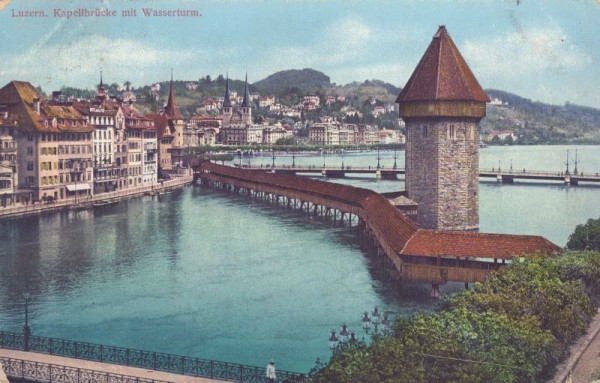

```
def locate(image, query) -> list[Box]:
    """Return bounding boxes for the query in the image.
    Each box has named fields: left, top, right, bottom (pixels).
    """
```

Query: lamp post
left=272, top=149, right=276, bottom=167
left=322, top=150, right=326, bottom=168
left=574, top=149, right=579, bottom=176
left=361, top=306, right=391, bottom=337
left=376, top=147, right=381, bottom=169
left=565, top=150, right=570, bottom=175
left=23, top=292, right=31, bottom=351
left=329, top=325, right=358, bottom=353
left=328, top=329, right=339, bottom=351
left=393, top=148, right=398, bottom=169
left=292, top=153, right=296, bottom=168
left=341, top=150, right=344, bottom=170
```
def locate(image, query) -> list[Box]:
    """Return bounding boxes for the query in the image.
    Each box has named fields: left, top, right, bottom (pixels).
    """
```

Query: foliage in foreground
left=312, top=251, right=600, bottom=383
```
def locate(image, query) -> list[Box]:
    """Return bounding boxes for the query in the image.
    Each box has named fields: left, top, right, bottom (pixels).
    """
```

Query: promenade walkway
left=552, top=309, right=600, bottom=383
left=0, top=175, right=194, bottom=219
left=0, top=349, right=220, bottom=383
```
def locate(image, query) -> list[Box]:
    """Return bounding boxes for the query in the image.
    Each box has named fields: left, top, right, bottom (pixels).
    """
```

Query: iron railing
left=0, top=331, right=307, bottom=383
left=0, top=356, right=172, bottom=383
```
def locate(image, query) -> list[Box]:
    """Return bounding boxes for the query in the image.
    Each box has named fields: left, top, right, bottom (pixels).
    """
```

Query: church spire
left=97, top=68, right=107, bottom=100
left=164, top=69, right=182, bottom=119
left=223, top=74, right=231, bottom=108
left=241, top=72, right=250, bottom=108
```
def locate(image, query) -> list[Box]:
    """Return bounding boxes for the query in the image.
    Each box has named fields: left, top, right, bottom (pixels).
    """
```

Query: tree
left=274, top=137, right=297, bottom=145
left=567, top=217, right=600, bottom=251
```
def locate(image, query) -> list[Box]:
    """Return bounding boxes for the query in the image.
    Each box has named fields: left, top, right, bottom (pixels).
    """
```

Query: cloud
left=0, top=35, right=197, bottom=88
left=263, top=16, right=376, bottom=70
left=462, top=25, right=592, bottom=79
left=255, top=15, right=416, bottom=84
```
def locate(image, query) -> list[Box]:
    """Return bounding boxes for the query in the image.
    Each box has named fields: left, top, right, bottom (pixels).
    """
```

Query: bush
left=567, top=217, right=600, bottom=251
left=312, top=251, right=600, bottom=383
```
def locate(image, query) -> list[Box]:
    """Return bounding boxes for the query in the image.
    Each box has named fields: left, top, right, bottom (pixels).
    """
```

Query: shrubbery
left=567, top=217, right=600, bottom=251
left=312, top=251, right=600, bottom=383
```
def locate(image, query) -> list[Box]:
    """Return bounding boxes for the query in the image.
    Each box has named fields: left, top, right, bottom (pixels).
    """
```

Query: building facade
left=0, top=111, right=18, bottom=206
left=0, top=81, right=94, bottom=202
left=396, top=26, right=489, bottom=231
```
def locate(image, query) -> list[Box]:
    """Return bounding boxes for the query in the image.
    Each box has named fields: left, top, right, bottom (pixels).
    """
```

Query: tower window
left=422, top=124, right=428, bottom=138
left=449, top=125, right=455, bottom=140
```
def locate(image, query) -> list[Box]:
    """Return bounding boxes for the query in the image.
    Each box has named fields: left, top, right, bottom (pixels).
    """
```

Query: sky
left=0, top=0, right=598, bottom=108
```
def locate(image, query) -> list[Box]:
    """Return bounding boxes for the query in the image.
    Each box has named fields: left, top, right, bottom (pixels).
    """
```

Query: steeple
left=164, top=69, right=182, bottom=119
left=241, top=73, right=252, bottom=124
left=97, top=69, right=107, bottom=100
left=241, top=72, right=250, bottom=108
left=223, top=75, right=232, bottom=108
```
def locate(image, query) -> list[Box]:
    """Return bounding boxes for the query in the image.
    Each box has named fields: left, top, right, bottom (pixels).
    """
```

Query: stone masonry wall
left=405, top=118, right=480, bottom=230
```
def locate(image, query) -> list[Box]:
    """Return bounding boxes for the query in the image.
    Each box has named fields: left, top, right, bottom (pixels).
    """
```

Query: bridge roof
left=199, top=161, right=561, bottom=260
left=401, top=230, right=562, bottom=259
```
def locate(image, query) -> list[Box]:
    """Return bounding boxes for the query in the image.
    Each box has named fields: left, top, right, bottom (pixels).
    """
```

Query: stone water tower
left=396, top=26, right=489, bottom=230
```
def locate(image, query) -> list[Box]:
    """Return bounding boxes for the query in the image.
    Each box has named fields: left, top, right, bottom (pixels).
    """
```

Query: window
left=449, top=125, right=455, bottom=140
left=27, top=146, right=33, bottom=155
left=27, top=161, right=34, bottom=171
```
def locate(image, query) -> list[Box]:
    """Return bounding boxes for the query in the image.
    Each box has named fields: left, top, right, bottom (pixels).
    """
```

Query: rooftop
left=396, top=26, right=489, bottom=104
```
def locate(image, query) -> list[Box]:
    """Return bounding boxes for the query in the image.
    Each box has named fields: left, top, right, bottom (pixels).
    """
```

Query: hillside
left=50, top=68, right=600, bottom=143
left=253, top=68, right=330, bottom=95
left=482, top=90, right=600, bottom=144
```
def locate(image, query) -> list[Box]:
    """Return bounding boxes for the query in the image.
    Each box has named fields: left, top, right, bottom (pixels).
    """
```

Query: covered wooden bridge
left=193, top=160, right=561, bottom=296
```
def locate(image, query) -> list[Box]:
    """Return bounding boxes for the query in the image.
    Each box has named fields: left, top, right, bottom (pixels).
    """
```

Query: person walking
left=266, top=359, right=276, bottom=383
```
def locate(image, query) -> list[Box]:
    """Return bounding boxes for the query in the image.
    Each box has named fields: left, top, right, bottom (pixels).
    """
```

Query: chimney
left=33, top=98, right=41, bottom=115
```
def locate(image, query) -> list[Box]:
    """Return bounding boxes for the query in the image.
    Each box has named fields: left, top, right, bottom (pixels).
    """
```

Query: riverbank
left=0, top=175, right=194, bottom=220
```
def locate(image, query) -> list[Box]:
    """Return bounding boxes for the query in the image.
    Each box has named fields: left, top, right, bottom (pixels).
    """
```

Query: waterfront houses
left=308, top=117, right=385, bottom=146
left=122, top=104, right=154, bottom=187
left=0, top=110, right=18, bottom=206
left=0, top=81, right=94, bottom=202
left=71, top=78, right=123, bottom=194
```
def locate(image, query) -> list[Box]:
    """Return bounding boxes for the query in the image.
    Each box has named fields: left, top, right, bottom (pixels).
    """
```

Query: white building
left=142, top=127, right=158, bottom=186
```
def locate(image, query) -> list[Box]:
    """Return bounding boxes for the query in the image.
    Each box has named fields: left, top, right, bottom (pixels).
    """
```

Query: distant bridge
left=194, top=161, right=560, bottom=296
left=238, top=165, right=600, bottom=185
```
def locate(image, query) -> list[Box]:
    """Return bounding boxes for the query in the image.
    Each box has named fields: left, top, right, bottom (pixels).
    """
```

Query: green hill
left=253, top=68, right=331, bottom=95
left=482, top=89, right=600, bottom=144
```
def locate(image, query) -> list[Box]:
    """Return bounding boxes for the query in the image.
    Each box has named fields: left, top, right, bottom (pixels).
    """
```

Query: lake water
left=0, top=145, right=599, bottom=373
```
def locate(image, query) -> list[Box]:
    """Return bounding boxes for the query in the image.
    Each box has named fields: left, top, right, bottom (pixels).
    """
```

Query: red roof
left=147, top=113, right=172, bottom=138
left=396, top=26, right=489, bottom=103
left=401, top=230, right=562, bottom=259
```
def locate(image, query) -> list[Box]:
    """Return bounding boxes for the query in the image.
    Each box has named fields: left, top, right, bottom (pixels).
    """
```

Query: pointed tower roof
left=164, top=71, right=182, bottom=119
left=97, top=69, right=107, bottom=100
left=223, top=75, right=232, bottom=108
left=241, top=73, right=250, bottom=108
left=396, top=26, right=489, bottom=103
